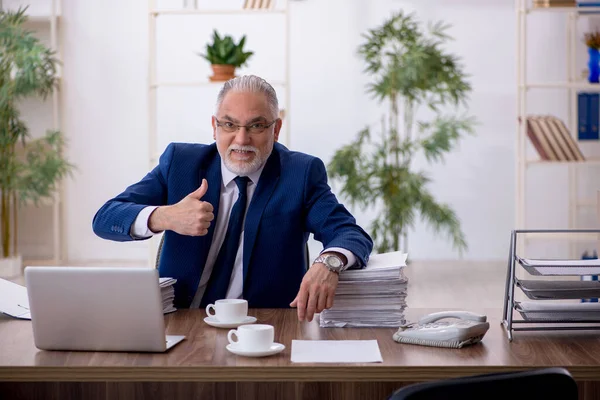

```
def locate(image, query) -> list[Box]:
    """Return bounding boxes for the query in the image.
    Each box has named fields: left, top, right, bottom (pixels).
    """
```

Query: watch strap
left=314, top=253, right=346, bottom=273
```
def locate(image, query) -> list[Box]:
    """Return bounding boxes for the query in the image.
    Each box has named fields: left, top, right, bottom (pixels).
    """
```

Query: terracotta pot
left=210, top=64, right=236, bottom=82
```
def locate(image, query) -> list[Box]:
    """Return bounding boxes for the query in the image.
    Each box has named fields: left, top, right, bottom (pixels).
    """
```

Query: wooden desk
left=2, top=308, right=600, bottom=400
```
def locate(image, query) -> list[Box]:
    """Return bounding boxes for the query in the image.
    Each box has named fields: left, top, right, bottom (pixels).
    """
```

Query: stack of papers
left=319, top=251, right=408, bottom=328
left=159, top=277, right=177, bottom=314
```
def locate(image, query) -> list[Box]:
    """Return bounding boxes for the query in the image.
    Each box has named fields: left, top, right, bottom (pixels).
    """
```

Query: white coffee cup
left=227, top=324, right=275, bottom=351
left=205, top=299, right=248, bottom=323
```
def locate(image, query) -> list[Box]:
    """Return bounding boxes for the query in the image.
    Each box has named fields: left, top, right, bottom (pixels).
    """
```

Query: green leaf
left=0, top=7, right=74, bottom=257
left=197, top=30, right=254, bottom=67
left=328, top=10, right=477, bottom=254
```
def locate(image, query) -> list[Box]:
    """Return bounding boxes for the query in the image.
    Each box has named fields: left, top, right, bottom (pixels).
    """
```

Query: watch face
left=326, top=256, right=342, bottom=269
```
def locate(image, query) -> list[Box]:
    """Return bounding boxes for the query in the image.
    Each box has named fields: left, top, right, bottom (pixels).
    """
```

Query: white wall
left=11, top=0, right=600, bottom=264
left=59, top=0, right=150, bottom=262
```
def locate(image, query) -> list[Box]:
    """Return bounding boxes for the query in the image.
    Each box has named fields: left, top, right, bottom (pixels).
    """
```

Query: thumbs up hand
left=186, top=179, right=209, bottom=200
left=148, top=179, right=215, bottom=236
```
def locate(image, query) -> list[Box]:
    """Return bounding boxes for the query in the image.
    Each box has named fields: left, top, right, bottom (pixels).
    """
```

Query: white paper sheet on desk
left=291, top=340, right=383, bottom=363
left=0, top=278, right=31, bottom=319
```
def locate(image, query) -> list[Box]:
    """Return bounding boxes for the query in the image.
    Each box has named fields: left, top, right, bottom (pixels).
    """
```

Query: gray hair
left=215, top=75, right=279, bottom=119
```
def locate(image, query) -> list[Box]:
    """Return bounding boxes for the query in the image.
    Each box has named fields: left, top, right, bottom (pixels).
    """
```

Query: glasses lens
left=248, top=123, right=267, bottom=134
left=220, top=122, right=237, bottom=133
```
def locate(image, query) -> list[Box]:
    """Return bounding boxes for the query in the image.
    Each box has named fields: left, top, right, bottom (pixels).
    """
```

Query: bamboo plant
left=328, top=11, right=477, bottom=255
left=0, top=7, right=73, bottom=259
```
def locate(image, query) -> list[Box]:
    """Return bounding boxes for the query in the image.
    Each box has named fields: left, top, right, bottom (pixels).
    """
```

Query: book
left=537, top=117, right=570, bottom=161
left=533, top=0, right=576, bottom=6
left=523, top=116, right=549, bottom=160
left=578, top=93, right=600, bottom=140
left=547, top=117, right=586, bottom=161
left=527, top=116, right=557, bottom=160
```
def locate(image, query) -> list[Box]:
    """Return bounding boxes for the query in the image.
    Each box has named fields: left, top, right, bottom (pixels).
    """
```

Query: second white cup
left=205, top=299, right=248, bottom=323
left=227, top=324, right=275, bottom=351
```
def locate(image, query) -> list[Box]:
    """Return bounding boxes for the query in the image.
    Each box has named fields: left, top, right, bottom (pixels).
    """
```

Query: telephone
left=392, top=311, right=490, bottom=349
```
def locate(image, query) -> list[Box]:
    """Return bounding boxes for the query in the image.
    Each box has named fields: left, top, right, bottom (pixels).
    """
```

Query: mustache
left=227, top=145, right=258, bottom=155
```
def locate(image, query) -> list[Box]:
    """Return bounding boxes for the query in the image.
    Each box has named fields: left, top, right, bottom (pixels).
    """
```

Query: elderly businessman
left=92, top=75, right=373, bottom=322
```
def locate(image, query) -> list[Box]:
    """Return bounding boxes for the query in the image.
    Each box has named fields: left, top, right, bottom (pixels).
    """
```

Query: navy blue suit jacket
left=92, top=142, right=373, bottom=308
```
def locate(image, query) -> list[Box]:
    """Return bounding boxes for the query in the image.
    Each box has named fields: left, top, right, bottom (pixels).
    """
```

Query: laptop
left=24, top=266, right=185, bottom=352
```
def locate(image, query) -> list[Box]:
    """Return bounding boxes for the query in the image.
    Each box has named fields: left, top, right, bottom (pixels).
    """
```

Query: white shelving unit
left=0, top=0, right=65, bottom=265
left=516, top=0, right=600, bottom=255
left=147, top=0, right=291, bottom=266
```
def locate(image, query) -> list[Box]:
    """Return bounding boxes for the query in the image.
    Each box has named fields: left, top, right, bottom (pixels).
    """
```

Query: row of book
left=533, top=1, right=600, bottom=7
left=319, top=251, right=408, bottom=328
left=578, top=93, right=600, bottom=141
left=524, top=115, right=586, bottom=161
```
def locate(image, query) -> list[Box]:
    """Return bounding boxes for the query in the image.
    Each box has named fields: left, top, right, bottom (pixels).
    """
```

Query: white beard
left=223, top=139, right=274, bottom=176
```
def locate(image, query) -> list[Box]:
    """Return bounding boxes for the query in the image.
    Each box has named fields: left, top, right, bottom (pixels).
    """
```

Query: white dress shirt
left=131, top=160, right=356, bottom=308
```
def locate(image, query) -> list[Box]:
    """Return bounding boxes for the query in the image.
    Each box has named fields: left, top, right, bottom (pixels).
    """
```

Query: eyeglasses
left=215, top=117, right=279, bottom=134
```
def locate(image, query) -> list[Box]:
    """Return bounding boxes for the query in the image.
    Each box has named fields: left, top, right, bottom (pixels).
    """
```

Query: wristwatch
left=313, top=254, right=345, bottom=274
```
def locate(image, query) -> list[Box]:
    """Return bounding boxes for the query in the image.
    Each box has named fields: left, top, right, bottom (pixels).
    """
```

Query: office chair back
left=388, top=367, right=577, bottom=400
left=155, top=235, right=311, bottom=271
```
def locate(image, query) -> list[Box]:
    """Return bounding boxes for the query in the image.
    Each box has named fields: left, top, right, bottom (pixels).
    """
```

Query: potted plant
left=584, top=30, right=600, bottom=83
left=0, top=7, right=73, bottom=277
left=198, top=30, right=254, bottom=82
left=328, top=11, right=477, bottom=255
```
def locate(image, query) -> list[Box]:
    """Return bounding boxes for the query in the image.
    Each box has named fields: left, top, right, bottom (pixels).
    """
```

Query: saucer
left=203, top=315, right=257, bottom=329
left=226, top=343, right=285, bottom=357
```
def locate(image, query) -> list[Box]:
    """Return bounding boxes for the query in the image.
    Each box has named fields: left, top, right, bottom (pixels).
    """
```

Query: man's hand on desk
left=148, top=179, right=215, bottom=236
left=290, top=255, right=342, bottom=322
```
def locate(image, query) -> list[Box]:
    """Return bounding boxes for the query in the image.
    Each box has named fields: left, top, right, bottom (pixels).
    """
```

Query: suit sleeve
left=91, top=143, right=175, bottom=242
left=303, top=157, right=373, bottom=267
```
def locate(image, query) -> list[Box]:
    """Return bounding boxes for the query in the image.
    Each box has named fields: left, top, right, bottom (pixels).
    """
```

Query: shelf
left=526, top=6, right=600, bottom=13
left=522, top=232, right=599, bottom=241
left=151, top=80, right=287, bottom=88
left=522, top=82, right=600, bottom=90
left=576, top=199, right=598, bottom=208
left=22, top=258, right=59, bottom=266
left=525, top=158, right=600, bottom=166
left=26, top=15, right=60, bottom=22
left=150, top=9, right=286, bottom=16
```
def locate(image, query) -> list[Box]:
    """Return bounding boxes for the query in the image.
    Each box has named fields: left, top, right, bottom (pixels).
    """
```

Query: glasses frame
left=214, top=117, right=279, bottom=134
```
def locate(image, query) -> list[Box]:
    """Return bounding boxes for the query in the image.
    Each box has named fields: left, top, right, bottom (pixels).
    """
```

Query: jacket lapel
left=197, top=156, right=221, bottom=270
left=243, top=148, right=281, bottom=286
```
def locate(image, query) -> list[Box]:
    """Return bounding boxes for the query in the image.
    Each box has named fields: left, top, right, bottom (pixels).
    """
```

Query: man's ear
left=211, top=116, right=217, bottom=140
left=273, top=118, right=283, bottom=142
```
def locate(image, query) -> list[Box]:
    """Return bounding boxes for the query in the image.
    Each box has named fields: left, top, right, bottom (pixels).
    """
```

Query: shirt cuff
left=131, top=206, right=159, bottom=239
left=321, top=247, right=357, bottom=270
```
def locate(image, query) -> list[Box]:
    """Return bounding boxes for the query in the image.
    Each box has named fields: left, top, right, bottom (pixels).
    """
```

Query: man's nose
left=233, top=127, right=251, bottom=145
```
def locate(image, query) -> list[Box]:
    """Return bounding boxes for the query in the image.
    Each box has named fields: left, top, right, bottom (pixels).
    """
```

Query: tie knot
left=234, top=176, right=250, bottom=191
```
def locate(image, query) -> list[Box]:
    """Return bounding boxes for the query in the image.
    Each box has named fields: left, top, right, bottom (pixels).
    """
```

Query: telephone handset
left=392, top=311, right=490, bottom=349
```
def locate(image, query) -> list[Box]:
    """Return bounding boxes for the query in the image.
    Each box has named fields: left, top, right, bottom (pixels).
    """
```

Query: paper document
left=517, top=256, right=600, bottom=276
left=365, top=251, right=408, bottom=269
left=518, top=257, right=600, bottom=267
left=320, top=251, right=408, bottom=328
left=159, top=277, right=177, bottom=313
left=291, top=340, right=383, bottom=363
left=0, top=278, right=31, bottom=319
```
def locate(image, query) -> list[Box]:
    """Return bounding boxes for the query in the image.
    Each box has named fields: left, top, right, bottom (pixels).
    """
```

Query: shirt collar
left=220, top=159, right=266, bottom=188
